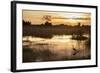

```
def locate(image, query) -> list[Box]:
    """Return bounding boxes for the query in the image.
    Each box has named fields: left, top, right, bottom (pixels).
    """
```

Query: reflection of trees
left=85, top=37, right=91, bottom=49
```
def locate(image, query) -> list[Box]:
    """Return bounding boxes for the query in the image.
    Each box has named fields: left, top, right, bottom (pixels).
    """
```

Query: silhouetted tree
left=44, top=21, right=52, bottom=26
left=42, top=15, right=52, bottom=26
left=23, top=20, right=31, bottom=25
left=76, top=22, right=83, bottom=36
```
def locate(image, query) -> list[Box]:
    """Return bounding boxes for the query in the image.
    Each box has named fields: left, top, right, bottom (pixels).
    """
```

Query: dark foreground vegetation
left=23, top=24, right=90, bottom=39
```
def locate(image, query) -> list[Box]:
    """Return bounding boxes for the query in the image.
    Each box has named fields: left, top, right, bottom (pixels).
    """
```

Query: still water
left=23, top=35, right=90, bottom=62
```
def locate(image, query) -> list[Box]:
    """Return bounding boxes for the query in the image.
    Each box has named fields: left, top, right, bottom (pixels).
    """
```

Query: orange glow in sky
left=22, top=10, right=91, bottom=26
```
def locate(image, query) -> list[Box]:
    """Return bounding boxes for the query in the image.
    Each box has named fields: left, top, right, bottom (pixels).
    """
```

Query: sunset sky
left=22, top=10, right=91, bottom=26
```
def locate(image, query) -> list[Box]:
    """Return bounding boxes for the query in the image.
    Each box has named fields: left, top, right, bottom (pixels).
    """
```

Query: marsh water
left=23, top=35, right=90, bottom=62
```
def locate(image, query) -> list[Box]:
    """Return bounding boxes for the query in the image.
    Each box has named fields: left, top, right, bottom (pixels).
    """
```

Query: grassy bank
left=23, top=25, right=90, bottom=38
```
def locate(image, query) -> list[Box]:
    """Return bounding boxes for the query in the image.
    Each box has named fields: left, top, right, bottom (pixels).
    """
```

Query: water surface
left=23, top=35, right=90, bottom=62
